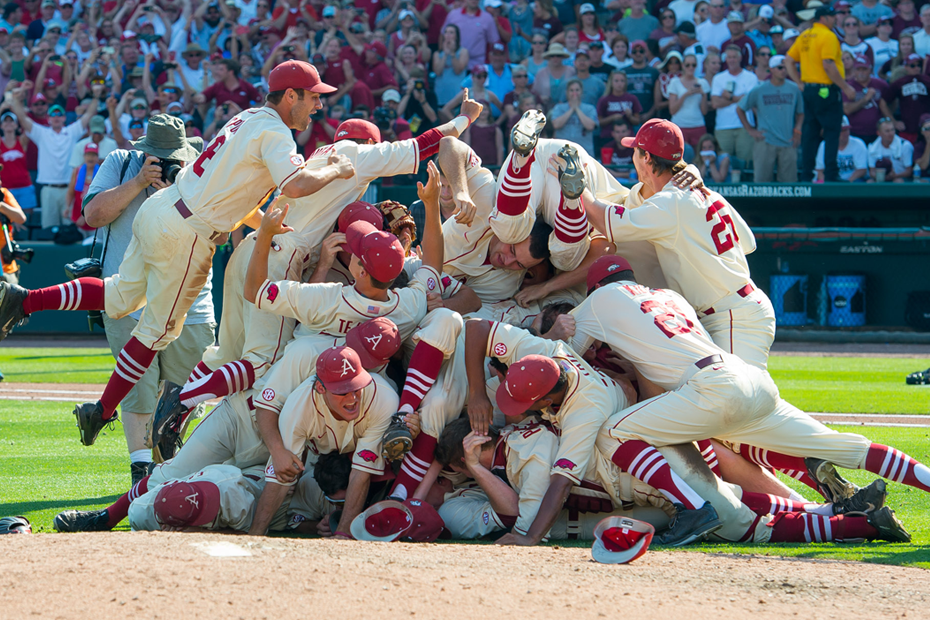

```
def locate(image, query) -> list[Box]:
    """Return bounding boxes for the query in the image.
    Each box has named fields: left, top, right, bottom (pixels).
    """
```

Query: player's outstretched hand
left=459, top=87, right=483, bottom=124
left=467, top=391, right=493, bottom=436
left=462, top=431, right=491, bottom=469
left=258, top=201, right=294, bottom=240
left=328, top=153, right=355, bottom=179
left=417, top=160, right=441, bottom=205
left=451, top=190, right=477, bottom=227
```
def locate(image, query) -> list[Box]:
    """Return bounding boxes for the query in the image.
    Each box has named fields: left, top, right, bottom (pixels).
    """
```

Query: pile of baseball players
left=4, top=58, right=928, bottom=560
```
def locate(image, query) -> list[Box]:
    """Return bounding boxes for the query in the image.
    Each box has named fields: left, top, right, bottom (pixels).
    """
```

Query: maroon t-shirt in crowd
left=721, top=35, right=756, bottom=68
left=362, top=61, right=398, bottom=93
left=892, top=14, right=921, bottom=38
left=843, top=77, right=889, bottom=138
left=602, top=139, right=634, bottom=167
left=417, top=0, right=449, bottom=47
left=596, top=92, right=642, bottom=138
left=202, top=78, right=261, bottom=109
left=885, top=74, right=930, bottom=134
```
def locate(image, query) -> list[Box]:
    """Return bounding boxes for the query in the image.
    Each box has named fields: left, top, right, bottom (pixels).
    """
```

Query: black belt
left=703, top=283, right=755, bottom=316
left=44, top=183, right=68, bottom=188
left=175, top=198, right=226, bottom=242
left=695, top=354, right=723, bottom=370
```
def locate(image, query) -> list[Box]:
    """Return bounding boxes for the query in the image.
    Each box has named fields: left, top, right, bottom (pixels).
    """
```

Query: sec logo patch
left=290, top=154, right=305, bottom=167
left=427, top=277, right=436, bottom=290
left=493, top=342, right=507, bottom=356
left=262, top=388, right=275, bottom=401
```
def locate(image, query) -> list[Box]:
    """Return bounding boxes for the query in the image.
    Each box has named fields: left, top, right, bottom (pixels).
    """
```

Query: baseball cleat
left=74, top=401, right=116, bottom=447
left=806, top=458, right=859, bottom=503
left=510, top=110, right=547, bottom=157
left=0, top=281, right=28, bottom=340
left=130, top=461, right=152, bottom=486
left=867, top=506, right=911, bottom=543
left=654, top=502, right=722, bottom=547
left=148, top=381, right=189, bottom=449
left=53, top=508, right=111, bottom=532
left=557, top=144, right=586, bottom=200
left=381, top=412, right=413, bottom=461
left=832, top=479, right=886, bottom=515
left=905, top=368, right=930, bottom=385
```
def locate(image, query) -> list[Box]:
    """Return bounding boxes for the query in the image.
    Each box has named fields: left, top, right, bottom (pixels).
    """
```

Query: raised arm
left=244, top=200, right=293, bottom=303
left=416, top=160, right=443, bottom=273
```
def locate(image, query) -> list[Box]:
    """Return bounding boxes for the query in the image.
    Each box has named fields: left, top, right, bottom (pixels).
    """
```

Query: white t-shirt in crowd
left=815, top=136, right=868, bottom=181
left=668, top=76, right=711, bottom=128
left=867, top=135, right=914, bottom=175
left=711, top=69, right=759, bottom=130
left=866, top=37, right=897, bottom=77
left=27, top=121, right=86, bottom=184
left=696, top=19, right=730, bottom=52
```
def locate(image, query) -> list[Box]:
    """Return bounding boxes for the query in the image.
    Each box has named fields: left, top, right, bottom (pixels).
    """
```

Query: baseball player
left=0, top=60, right=358, bottom=446
left=581, top=119, right=776, bottom=370
left=306, top=202, right=386, bottom=286
left=248, top=346, right=398, bottom=538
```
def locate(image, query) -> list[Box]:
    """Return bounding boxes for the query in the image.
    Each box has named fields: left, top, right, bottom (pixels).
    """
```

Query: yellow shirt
left=787, top=22, right=844, bottom=85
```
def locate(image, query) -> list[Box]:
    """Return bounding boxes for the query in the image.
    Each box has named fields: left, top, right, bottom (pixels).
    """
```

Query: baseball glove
left=0, top=515, right=32, bottom=534
left=376, top=200, right=417, bottom=243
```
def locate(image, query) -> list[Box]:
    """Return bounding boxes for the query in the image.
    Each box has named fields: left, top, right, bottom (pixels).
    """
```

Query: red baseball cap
left=84, top=142, right=99, bottom=154
left=350, top=498, right=445, bottom=542
left=586, top=255, right=633, bottom=293
left=591, top=516, right=655, bottom=564
left=346, top=317, right=400, bottom=370
left=153, top=480, right=221, bottom=528
left=335, top=118, right=382, bottom=143
left=496, top=354, right=561, bottom=416
left=345, top=221, right=405, bottom=283
left=365, top=41, right=388, bottom=59
left=315, top=345, right=372, bottom=393
left=32, top=92, right=47, bottom=104
left=621, top=118, right=684, bottom=161
left=338, top=201, right=384, bottom=233
left=268, top=60, right=336, bottom=93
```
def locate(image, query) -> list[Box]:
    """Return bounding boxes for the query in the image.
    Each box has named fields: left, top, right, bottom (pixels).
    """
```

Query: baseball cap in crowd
left=769, top=54, right=786, bottom=69
left=128, top=119, right=145, bottom=129
left=43, top=78, right=56, bottom=89
left=338, top=201, right=384, bottom=233
left=920, top=113, right=930, bottom=131
left=346, top=317, right=401, bottom=370
left=814, top=3, right=836, bottom=18
left=591, top=516, right=655, bottom=564
left=834, top=0, right=851, bottom=11
left=129, top=66, right=145, bottom=78
left=154, top=480, right=221, bottom=528
left=365, top=40, right=388, bottom=59
left=490, top=42, right=506, bottom=54
left=48, top=104, right=65, bottom=116
left=659, top=50, right=683, bottom=69
left=674, top=21, right=695, bottom=35
left=268, top=60, right=337, bottom=93
left=89, top=115, right=106, bottom=134
left=398, top=8, right=415, bottom=20
left=726, top=10, right=744, bottom=22
left=166, top=101, right=184, bottom=115
left=629, top=39, right=648, bottom=50
left=345, top=220, right=405, bottom=282
left=0, top=111, right=16, bottom=123
left=906, top=52, right=922, bottom=63
left=484, top=0, right=502, bottom=7
left=758, top=5, right=774, bottom=19
left=579, top=2, right=596, bottom=14
left=316, top=345, right=372, bottom=393
left=84, top=142, right=99, bottom=154
left=31, top=92, right=47, bottom=104
left=841, top=115, right=851, bottom=128
left=335, top=118, right=382, bottom=143
left=575, top=45, right=590, bottom=57
left=470, top=62, right=488, bottom=75
left=586, top=255, right=633, bottom=293
left=770, top=24, right=784, bottom=34
left=321, top=5, right=336, bottom=17
left=131, top=97, right=148, bottom=109
left=853, top=54, right=872, bottom=68
left=621, top=118, right=684, bottom=161
left=351, top=499, right=445, bottom=542
left=877, top=14, right=894, bottom=25
left=783, top=28, right=800, bottom=39
left=796, top=0, right=823, bottom=21
left=496, top=354, right=561, bottom=416
left=40, top=0, right=55, bottom=7
left=381, top=88, right=401, bottom=104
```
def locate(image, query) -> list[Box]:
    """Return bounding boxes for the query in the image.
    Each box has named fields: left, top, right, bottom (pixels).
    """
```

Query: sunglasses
left=683, top=62, right=696, bottom=67
left=132, top=105, right=147, bottom=110
left=772, top=65, right=786, bottom=70
left=922, top=125, right=930, bottom=131
left=49, top=110, right=64, bottom=117
left=908, top=62, right=922, bottom=68
left=32, top=101, right=48, bottom=105
left=533, top=40, right=546, bottom=44
left=662, top=13, right=675, bottom=19
left=632, top=48, right=645, bottom=53
left=758, top=50, right=772, bottom=56
left=514, top=74, right=528, bottom=78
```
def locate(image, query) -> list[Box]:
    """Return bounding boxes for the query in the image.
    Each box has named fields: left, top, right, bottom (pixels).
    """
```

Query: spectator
left=668, top=53, right=710, bottom=148
left=568, top=46, right=605, bottom=106
left=696, top=0, right=729, bottom=53
left=318, top=37, right=373, bottom=112
left=442, top=0, right=500, bottom=66
left=676, top=22, right=706, bottom=72
left=0, top=112, right=36, bottom=217
left=587, top=41, right=613, bottom=79
left=26, top=0, right=56, bottom=42
left=475, top=42, right=515, bottom=110
left=722, top=11, right=756, bottom=69
left=840, top=50, right=856, bottom=76
left=913, top=113, right=930, bottom=180
left=867, top=117, right=914, bottom=181
left=65, top=141, right=99, bottom=232
left=0, top=3, right=20, bottom=33
left=397, top=68, right=439, bottom=135
left=884, top=53, right=930, bottom=143
left=867, top=16, right=898, bottom=78
left=879, top=33, right=915, bottom=83
left=816, top=115, right=869, bottom=181
left=785, top=3, right=856, bottom=182
left=746, top=5, right=780, bottom=52
left=175, top=43, right=209, bottom=94
left=550, top=78, right=599, bottom=154
left=395, top=43, right=427, bottom=87
left=655, top=51, right=683, bottom=118
left=559, top=26, right=581, bottom=62
left=597, top=70, right=642, bottom=148
left=914, top=5, right=930, bottom=58
left=703, top=50, right=722, bottom=84
left=531, top=42, right=574, bottom=109
left=600, top=119, right=635, bottom=173
left=433, top=24, right=469, bottom=106
left=693, top=1, right=709, bottom=27
left=851, top=0, right=895, bottom=37
left=669, top=0, right=700, bottom=27
left=605, top=35, right=632, bottom=70
left=843, top=55, right=893, bottom=144
left=841, top=16, right=873, bottom=67
left=532, top=0, right=562, bottom=40
left=360, top=40, right=398, bottom=100
left=70, top=115, right=118, bottom=169
left=502, top=65, right=532, bottom=119
left=623, top=40, right=659, bottom=118
left=482, top=0, right=512, bottom=54
left=711, top=45, right=758, bottom=162
left=752, top=46, right=772, bottom=81
left=695, top=132, right=731, bottom=181
left=737, top=54, right=803, bottom=182
left=461, top=99, right=503, bottom=166
left=508, top=0, right=534, bottom=61
left=651, top=10, right=679, bottom=56
left=576, top=3, right=605, bottom=45
left=388, top=9, right=423, bottom=60
left=617, top=0, right=659, bottom=44
left=892, top=0, right=921, bottom=39
left=194, top=58, right=260, bottom=110
left=442, top=65, right=502, bottom=119
left=523, top=31, right=549, bottom=77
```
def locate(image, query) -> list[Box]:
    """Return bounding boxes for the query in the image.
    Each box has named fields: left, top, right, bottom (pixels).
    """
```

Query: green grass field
left=0, top=347, right=927, bottom=567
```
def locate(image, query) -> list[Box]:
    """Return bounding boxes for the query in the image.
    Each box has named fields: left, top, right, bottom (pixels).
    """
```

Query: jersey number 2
left=706, top=200, right=739, bottom=255
left=192, top=135, right=226, bottom=177
left=640, top=298, right=695, bottom=339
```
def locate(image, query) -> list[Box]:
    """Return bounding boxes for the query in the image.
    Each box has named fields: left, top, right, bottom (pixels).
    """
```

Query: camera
left=373, top=106, right=396, bottom=131
left=63, top=258, right=104, bottom=330
left=0, top=215, right=33, bottom=265
left=163, top=61, right=177, bottom=69
left=158, top=158, right=183, bottom=183
left=282, top=44, right=295, bottom=52
left=414, top=79, right=425, bottom=91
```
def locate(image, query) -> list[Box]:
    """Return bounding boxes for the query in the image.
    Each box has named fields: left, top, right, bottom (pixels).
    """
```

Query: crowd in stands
left=0, top=0, right=928, bottom=237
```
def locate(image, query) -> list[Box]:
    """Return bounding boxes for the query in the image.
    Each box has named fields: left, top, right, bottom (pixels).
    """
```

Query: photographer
left=397, top=68, right=439, bottom=136
left=82, top=115, right=215, bottom=484
left=0, top=177, right=28, bottom=285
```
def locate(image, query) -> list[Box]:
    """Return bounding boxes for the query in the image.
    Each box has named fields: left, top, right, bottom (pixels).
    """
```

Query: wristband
left=452, top=114, right=470, bottom=135
left=334, top=530, right=353, bottom=539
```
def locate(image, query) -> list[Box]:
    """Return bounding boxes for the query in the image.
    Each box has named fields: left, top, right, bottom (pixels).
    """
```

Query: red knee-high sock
left=553, top=194, right=589, bottom=244
left=390, top=434, right=438, bottom=500
left=495, top=152, right=536, bottom=215
left=696, top=439, right=721, bottom=477
left=179, top=360, right=256, bottom=408
left=105, top=475, right=149, bottom=529
left=186, top=361, right=212, bottom=384
left=611, top=440, right=705, bottom=510
left=22, top=277, right=105, bottom=314
left=398, top=342, right=444, bottom=414
left=736, top=444, right=822, bottom=494
left=740, top=491, right=832, bottom=516
left=100, top=337, right=157, bottom=419
left=866, top=443, right=930, bottom=493
left=767, top=511, right=877, bottom=543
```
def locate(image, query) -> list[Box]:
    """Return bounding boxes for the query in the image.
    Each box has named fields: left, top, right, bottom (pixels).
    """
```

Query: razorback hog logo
left=357, top=449, right=378, bottom=463
left=337, top=130, right=349, bottom=138
left=554, top=458, right=576, bottom=470
left=613, top=205, right=625, bottom=218
left=265, top=283, right=279, bottom=303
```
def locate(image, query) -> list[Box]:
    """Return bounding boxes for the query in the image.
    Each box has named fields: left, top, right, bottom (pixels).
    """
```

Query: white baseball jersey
left=253, top=265, right=440, bottom=342
left=486, top=321, right=629, bottom=483
left=175, top=107, right=305, bottom=233
left=128, top=464, right=264, bottom=532
left=603, top=183, right=757, bottom=312
left=286, top=139, right=420, bottom=245
left=269, top=373, right=398, bottom=485
left=569, top=282, right=723, bottom=391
